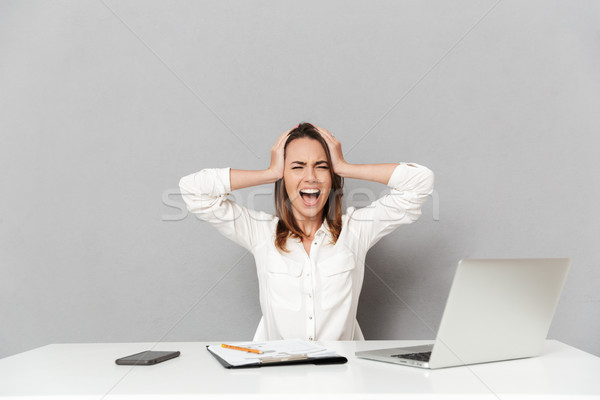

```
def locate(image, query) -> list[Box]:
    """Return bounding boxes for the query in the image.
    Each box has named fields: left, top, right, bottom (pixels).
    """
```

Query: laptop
left=355, top=258, right=570, bottom=369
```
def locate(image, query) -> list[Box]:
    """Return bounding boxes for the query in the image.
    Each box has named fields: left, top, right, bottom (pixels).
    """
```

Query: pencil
left=221, top=344, right=263, bottom=354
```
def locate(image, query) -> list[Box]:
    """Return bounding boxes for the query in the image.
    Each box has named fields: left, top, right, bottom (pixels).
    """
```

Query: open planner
left=206, top=339, right=348, bottom=369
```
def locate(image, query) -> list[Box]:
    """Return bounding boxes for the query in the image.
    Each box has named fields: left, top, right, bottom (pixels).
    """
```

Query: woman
left=179, top=122, right=434, bottom=341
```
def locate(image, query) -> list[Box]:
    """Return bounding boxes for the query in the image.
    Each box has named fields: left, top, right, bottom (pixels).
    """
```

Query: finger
left=322, top=134, right=338, bottom=154
left=316, top=126, right=332, bottom=138
left=317, top=127, right=336, bottom=143
left=275, top=128, right=292, bottom=147
left=285, top=125, right=297, bottom=137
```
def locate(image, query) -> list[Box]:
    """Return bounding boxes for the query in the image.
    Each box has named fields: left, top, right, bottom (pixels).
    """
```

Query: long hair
left=274, top=122, right=344, bottom=253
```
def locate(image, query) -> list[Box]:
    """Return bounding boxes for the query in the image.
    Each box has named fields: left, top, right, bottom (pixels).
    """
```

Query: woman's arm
left=334, top=162, right=400, bottom=185
left=229, top=128, right=293, bottom=191
left=179, top=128, right=295, bottom=250
left=315, top=126, right=411, bottom=185
left=229, top=169, right=280, bottom=192
left=315, top=126, right=434, bottom=250
left=179, top=167, right=268, bottom=251
left=347, top=161, right=434, bottom=250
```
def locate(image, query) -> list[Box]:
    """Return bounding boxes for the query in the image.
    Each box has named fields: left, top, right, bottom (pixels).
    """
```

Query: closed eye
left=292, top=166, right=329, bottom=169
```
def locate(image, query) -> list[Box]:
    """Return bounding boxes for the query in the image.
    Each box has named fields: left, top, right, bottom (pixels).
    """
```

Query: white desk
left=1, top=340, right=599, bottom=399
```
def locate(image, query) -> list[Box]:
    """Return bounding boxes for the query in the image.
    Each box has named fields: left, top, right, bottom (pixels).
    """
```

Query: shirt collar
left=317, top=218, right=331, bottom=237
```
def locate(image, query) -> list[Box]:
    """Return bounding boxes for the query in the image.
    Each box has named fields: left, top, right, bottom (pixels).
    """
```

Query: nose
left=303, top=166, right=318, bottom=182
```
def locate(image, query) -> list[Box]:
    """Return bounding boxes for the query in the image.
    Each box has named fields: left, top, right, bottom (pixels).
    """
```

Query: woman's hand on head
left=267, top=127, right=294, bottom=180
left=315, top=126, right=348, bottom=175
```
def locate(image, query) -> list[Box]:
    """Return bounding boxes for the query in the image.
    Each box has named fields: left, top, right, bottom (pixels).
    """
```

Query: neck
left=294, top=213, right=324, bottom=239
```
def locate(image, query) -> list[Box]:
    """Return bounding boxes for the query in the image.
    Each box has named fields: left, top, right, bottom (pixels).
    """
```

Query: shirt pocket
left=318, top=252, right=356, bottom=310
left=266, top=253, right=303, bottom=311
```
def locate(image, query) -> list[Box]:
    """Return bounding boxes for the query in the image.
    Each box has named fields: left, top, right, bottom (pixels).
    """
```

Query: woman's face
left=283, top=137, right=332, bottom=222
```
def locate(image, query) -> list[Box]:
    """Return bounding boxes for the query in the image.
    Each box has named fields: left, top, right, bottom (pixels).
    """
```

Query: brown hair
left=274, top=122, right=344, bottom=253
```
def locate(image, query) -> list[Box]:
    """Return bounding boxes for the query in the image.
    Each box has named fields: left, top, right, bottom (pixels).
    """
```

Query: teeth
left=300, top=189, right=320, bottom=194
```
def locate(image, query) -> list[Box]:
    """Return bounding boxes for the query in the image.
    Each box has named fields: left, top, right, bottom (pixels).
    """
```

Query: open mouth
left=299, top=189, right=321, bottom=206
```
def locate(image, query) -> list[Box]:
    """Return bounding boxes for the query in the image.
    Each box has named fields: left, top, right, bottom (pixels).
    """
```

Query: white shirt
left=179, top=162, right=434, bottom=341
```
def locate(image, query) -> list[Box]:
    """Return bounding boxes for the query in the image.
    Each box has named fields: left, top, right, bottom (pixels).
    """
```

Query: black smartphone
left=115, top=350, right=180, bottom=365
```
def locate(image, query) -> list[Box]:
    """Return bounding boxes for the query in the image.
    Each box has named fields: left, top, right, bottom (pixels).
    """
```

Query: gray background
left=1, top=0, right=599, bottom=359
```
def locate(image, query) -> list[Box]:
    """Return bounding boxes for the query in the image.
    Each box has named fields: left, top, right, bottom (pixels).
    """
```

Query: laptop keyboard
left=391, top=351, right=432, bottom=362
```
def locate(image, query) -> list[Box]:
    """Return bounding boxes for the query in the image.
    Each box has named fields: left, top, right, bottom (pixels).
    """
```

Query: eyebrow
left=290, top=160, right=329, bottom=166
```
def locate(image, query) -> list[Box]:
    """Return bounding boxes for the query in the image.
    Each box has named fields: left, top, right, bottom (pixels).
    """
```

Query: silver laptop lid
left=429, top=258, right=570, bottom=369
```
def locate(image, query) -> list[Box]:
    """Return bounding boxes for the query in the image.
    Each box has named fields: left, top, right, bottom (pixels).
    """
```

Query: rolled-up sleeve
left=347, top=162, right=434, bottom=251
left=179, top=168, right=271, bottom=251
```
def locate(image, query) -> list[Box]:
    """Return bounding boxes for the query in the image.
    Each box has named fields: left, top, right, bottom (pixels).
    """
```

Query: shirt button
left=306, top=273, right=311, bottom=277
left=309, top=316, right=313, bottom=320
left=309, top=337, right=313, bottom=341
left=314, top=242, right=317, bottom=245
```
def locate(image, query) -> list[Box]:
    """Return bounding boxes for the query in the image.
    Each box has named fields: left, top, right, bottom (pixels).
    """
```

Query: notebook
left=355, top=258, right=570, bottom=369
